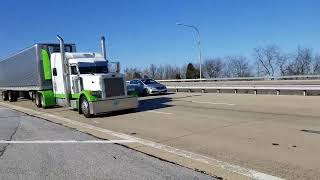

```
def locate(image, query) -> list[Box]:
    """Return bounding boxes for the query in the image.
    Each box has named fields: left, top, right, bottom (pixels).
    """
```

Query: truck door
left=50, top=53, right=68, bottom=99
left=70, top=64, right=82, bottom=95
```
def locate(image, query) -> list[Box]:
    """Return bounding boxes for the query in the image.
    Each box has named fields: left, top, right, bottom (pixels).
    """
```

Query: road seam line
left=147, top=110, right=173, bottom=115
left=0, top=140, right=135, bottom=144
left=190, top=100, right=236, bottom=106
left=0, top=102, right=283, bottom=180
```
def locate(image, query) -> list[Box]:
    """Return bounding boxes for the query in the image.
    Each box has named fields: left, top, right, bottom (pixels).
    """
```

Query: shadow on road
left=137, top=96, right=173, bottom=112
left=95, top=96, right=174, bottom=118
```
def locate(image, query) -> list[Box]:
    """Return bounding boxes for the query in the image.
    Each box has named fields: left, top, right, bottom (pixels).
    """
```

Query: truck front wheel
left=2, top=91, right=8, bottom=101
left=80, top=96, right=92, bottom=118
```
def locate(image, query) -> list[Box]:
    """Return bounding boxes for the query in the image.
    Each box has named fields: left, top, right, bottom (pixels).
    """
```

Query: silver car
left=129, top=79, right=167, bottom=96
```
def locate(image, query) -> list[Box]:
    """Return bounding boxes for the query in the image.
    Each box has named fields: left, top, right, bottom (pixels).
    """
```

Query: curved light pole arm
left=177, top=23, right=202, bottom=79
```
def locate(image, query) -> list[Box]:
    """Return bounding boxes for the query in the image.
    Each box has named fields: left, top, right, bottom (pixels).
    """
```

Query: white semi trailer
left=0, top=35, right=138, bottom=117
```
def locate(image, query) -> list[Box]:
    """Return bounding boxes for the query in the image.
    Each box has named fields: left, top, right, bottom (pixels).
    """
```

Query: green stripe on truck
left=41, top=49, right=52, bottom=80
left=54, top=90, right=97, bottom=102
left=39, top=90, right=56, bottom=107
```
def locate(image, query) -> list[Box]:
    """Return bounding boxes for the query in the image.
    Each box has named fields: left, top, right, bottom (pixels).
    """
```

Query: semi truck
left=0, top=35, right=138, bottom=118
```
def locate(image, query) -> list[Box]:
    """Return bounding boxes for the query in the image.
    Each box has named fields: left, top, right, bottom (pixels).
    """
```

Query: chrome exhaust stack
left=57, top=35, right=71, bottom=107
left=101, top=36, right=107, bottom=61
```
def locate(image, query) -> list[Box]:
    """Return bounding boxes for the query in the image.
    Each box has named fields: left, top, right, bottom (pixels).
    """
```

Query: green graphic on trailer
left=41, top=49, right=52, bottom=80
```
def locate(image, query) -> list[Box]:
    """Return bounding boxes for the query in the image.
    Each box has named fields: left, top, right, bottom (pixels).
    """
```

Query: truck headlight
left=90, top=91, right=102, bottom=98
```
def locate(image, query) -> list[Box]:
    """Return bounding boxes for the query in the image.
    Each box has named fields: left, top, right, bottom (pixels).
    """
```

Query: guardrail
left=156, top=75, right=320, bottom=82
left=126, top=75, right=320, bottom=95
left=166, top=85, right=320, bottom=96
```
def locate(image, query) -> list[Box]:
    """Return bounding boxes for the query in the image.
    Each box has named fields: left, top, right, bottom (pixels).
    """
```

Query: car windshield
left=142, top=79, right=158, bottom=84
left=78, top=62, right=108, bottom=74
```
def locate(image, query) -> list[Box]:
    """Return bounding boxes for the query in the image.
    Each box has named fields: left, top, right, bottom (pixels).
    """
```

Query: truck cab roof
left=51, top=52, right=106, bottom=64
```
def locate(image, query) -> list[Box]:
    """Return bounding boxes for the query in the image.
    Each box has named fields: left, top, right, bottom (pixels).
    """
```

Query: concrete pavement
left=0, top=106, right=215, bottom=180
left=1, top=93, right=320, bottom=179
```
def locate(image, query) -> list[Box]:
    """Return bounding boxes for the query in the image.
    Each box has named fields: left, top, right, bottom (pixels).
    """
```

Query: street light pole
left=176, top=23, right=202, bottom=80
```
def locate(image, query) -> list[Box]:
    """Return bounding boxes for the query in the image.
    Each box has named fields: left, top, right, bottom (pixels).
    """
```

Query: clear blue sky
left=0, top=0, right=319, bottom=69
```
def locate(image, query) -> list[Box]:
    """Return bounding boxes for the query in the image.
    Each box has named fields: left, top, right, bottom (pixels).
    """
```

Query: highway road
left=0, top=106, right=214, bottom=180
left=1, top=93, right=320, bottom=179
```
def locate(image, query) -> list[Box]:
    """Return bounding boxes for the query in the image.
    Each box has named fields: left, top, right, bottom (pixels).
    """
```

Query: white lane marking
left=190, top=100, right=235, bottom=106
left=0, top=140, right=135, bottom=144
left=0, top=102, right=282, bottom=180
left=93, top=120, right=100, bottom=124
left=147, top=110, right=173, bottom=115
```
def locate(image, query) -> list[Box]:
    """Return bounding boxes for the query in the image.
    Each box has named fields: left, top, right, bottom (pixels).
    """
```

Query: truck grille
left=103, top=78, right=125, bottom=97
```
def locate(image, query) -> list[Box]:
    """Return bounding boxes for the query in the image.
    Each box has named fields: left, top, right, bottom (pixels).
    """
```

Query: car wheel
left=81, top=96, right=92, bottom=118
left=143, top=89, right=149, bottom=97
left=35, top=92, right=42, bottom=108
left=2, top=91, right=8, bottom=101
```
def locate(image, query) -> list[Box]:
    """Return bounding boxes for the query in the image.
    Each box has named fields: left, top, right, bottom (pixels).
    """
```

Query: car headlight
left=127, top=86, right=135, bottom=91
left=90, top=91, right=102, bottom=98
left=148, top=87, right=157, bottom=90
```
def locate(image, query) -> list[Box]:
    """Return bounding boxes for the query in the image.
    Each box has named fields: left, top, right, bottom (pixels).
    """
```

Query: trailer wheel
left=8, top=91, right=17, bottom=102
left=80, top=96, right=92, bottom=118
left=35, top=92, right=42, bottom=108
left=2, top=91, right=8, bottom=101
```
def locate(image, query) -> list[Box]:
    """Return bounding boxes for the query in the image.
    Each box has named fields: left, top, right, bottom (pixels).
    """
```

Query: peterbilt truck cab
left=44, top=36, right=138, bottom=117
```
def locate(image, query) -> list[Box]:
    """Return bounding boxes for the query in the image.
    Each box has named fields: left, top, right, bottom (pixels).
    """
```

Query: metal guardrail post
left=303, top=90, right=307, bottom=96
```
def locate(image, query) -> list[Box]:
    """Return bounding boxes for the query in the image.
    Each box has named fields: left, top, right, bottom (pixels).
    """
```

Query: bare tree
left=203, top=58, right=224, bottom=78
left=180, top=64, right=187, bottom=79
left=225, top=56, right=252, bottom=77
left=276, top=54, right=290, bottom=76
left=162, top=64, right=181, bottom=79
left=149, top=64, right=157, bottom=78
left=142, top=68, right=150, bottom=78
left=164, top=65, right=173, bottom=79
left=285, top=47, right=313, bottom=75
left=312, top=55, right=320, bottom=75
left=124, top=67, right=141, bottom=80
left=253, top=45, right=282, bottom=76
left=156, top=65, right=165, bottom=80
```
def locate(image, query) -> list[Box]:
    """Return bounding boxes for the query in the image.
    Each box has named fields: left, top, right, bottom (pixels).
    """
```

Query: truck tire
left=80, top=96, right=92, bottom=118
left=2, top=91, right=8, bottom=101
left=35, top=92, right=42, bottom=108
left=8, top=91, right=17, bottom=102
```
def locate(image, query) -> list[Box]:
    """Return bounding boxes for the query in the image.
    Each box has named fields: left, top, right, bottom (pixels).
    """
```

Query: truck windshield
left=78, top=62, right=108, bottom=74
